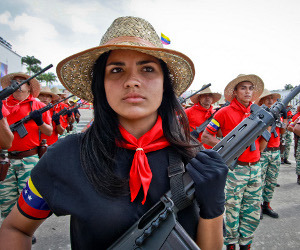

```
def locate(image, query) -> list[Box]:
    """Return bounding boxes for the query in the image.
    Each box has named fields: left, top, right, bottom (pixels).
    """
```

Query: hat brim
left=57, top=44, right=195, bottom=102
left=257, top=93, right=281, bottom=105
left=39, top=91, right=59, bottom=101
left=224, top=75, right=264, bottom=102
left=0, top=73, right=41, bottom=98
left=190, top=92, right=222, bottom=104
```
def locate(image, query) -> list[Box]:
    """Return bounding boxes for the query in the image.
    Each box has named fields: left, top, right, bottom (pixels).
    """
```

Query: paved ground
left=16, top=110, right=298, bottom=249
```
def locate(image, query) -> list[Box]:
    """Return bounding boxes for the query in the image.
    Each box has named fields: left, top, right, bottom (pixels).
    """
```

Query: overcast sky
left=1, top=0, right=300, bottom=95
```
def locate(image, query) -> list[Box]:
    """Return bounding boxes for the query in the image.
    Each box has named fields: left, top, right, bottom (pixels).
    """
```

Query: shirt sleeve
left=17, top=177, right=52, bottom=220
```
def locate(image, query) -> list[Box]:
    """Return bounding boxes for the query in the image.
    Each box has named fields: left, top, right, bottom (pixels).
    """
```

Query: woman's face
left=104, top=49, right=164, bottom=125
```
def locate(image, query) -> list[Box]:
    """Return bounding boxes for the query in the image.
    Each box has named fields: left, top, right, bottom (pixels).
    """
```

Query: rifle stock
left=108, top=85, right=300, bottom=249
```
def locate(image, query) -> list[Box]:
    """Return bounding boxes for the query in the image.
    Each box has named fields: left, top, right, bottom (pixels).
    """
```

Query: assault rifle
left=0, top=64, right=53, bottom=100
left=9, top=94, right=74, bottom=138
left=178, top=83, right=211, bottom=104
left=53, top=98, right=81, bottom=117
left=190, top=101, right=230, bottom=138
left=108, top=85, right=300, bottom=249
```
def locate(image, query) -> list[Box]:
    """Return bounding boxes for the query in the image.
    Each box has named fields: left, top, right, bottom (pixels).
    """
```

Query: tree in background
left=40, top=72, right=57, bottom=87
left=284, top=84, right=293, bottom=90
left=21, top=55, right=41, bottom=75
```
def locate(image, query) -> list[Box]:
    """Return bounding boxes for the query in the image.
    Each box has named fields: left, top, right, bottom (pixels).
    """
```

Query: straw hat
left=56, top=16, right=195, bottom=102
left=224, top=74, right=264, bottom=102
left=256, top=89, right=281, bottom=105
left=51, top=86, right=63, bottom=95
left=39, top=86, right=59, bottom=100
left=190, top=86, right=221, bottom=104
left=0, top=72, right=41, bottom=98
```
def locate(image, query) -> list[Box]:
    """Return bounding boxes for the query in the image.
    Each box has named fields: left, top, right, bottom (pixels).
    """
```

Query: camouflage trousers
left=281, top=130, right=292, bottom=159
left=295, top=139, right=300, bottom=175
left=260, top=150, right=280, bottom=202
left=0, top=154, right=39, bottom=219
left=224, top=163, right=262, bottom=246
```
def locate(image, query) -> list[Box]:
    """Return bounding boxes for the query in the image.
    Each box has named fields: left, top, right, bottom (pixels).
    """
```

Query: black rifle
left=0, top=64, right=53, bottom=100
left=53, top=98, right=81, bottom=117
left=178, top=83, right=211, bottom=104
left=190, top=101, right=230, bottom=138
left=108, top=85, right=300, bottom=250
left=9, top=94, right=74, bottom=138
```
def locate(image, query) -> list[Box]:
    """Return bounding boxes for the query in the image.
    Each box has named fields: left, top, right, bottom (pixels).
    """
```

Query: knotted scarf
left=4, top=94, right=36, bottom=115
left=117, top=116, right=170, bottom=204
left=194, top=103, right=214, bottom=120
left=230, top=97, right=252, bottom=119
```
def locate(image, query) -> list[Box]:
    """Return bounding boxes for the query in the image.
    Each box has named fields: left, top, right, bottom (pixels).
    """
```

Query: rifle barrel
left=180, top=83, right=211, bottom=104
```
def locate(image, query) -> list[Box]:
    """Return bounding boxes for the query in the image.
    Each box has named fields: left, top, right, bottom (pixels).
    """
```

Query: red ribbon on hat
left=117, top=116, right=170, bottom=204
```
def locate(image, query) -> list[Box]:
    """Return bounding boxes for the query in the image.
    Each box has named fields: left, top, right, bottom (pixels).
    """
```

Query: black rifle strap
left=168, top=148, right=192, bottom=211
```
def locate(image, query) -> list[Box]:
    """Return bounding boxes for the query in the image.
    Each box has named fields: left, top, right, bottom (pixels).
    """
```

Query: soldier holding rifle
left=185, top=86, right=221, bottom=148
left=0, top=16, right=228, bottom=249
left=257, top=89, right=287, bottom=219
left=0, top=73, right=52, bottom=225
left=202, top=74, right=268, bottom=249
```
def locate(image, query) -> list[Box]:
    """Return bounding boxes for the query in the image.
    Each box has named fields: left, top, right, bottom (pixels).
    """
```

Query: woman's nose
left=124, top=72, right=141, bottom=88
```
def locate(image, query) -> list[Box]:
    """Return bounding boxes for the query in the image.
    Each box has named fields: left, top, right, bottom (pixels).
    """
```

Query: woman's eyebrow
left=106, top=62, right=125, bottom=66
left=106, top=60, right=158, bottom=66
left=137, top=60, right=158, bottom=65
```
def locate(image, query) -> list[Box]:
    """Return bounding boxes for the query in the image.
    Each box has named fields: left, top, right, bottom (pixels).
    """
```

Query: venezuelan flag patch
left=207, top=118, right=220, bottom=133
left=17, top=177, right=52, bottom=220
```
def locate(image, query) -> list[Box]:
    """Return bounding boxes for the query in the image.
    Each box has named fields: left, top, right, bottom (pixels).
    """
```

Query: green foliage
left=284, top=84, right=293, bottom=90
left=21, top=55, right=41, bottom=75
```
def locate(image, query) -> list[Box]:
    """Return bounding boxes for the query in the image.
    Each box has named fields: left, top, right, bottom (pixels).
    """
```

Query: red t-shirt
left=205, top=98, right=260, bottom=162
left=267, top=126, right=280, bottom=148
left=4, top=95, right=52, bottom=152
left=40, top=104, right=69, bottom=145
left=185, top=104, right=215, bottom=149
left=292, top=113, right=300, bottom=122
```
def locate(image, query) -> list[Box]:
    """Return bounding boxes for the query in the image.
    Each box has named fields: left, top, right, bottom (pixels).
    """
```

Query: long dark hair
left=80, top=51, right=199, bottom=196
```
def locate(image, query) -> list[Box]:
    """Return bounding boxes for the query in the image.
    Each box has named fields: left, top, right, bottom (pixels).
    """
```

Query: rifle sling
left=168, top=149, right=192, bottom=211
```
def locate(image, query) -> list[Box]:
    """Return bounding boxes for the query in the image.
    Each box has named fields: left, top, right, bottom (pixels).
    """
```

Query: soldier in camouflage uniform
left=0, top=73, right=52, bottom=220
left=287, top=115, right=300, bottom=184
left=281, top=107, right=293, bottom=164
left=202, top=74, right=266, bottom=250
left=257, top=89, right=287, bottom=219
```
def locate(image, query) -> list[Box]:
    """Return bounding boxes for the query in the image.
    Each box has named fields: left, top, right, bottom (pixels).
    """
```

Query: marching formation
left=0, top=16, right=299, bottom=250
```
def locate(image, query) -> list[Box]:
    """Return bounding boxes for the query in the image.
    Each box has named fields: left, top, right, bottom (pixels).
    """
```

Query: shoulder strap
left=168, top=148, right=192, bottom=211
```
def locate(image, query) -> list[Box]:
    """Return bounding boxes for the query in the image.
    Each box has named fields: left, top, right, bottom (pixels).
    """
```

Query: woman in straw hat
left=0, top=16, right=228, bottom=249
left=257, top=89, right=287, bottom=219
left=185, top=86, right=222, bottom=149
left=202, top=74, right=268, bottom=249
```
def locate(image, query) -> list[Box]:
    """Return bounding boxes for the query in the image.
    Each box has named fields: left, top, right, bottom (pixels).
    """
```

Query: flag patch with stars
left=17, top=177, right=52, bottom=220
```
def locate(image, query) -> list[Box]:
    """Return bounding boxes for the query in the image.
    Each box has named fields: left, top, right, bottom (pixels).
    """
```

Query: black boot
left=240, top=244, right=251, bottom=250
left=297, top=175, right=300, bottom=185
left=276, top=183, right=280, bottom=187
left=260, top=206, right=263, bottom=220
left=226, top=244, right=236, bottom=250
left=281, top=158, right=285, bottom=164
left=262, top=201, right=279, bottom=218
left=284, top=158, right=291, bottom=165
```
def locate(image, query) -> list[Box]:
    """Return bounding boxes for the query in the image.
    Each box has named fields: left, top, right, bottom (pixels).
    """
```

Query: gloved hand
left=186, top=149, right=228, bottom=219
left=73, top=107, right=80, bottom=116
left=29, top=110, right=44, bottom=126
left=281, top=106, right=288, bottom=119
left=190, top=130, right=200, bottom=138
left=0, top=99, right=3, bottom=120
left=66, top=110, right=73, bottom=117
left=52, top=113, right=61, bottom=126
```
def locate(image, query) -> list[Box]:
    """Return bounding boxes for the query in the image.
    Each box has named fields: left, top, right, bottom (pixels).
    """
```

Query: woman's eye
left=143, top=66, right=154, bottom=72
left=111, top=67, right=123, bottom=73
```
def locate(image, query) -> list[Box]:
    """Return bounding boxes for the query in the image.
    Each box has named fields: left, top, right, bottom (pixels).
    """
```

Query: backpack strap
left=168, top=148, right=192, bottom=211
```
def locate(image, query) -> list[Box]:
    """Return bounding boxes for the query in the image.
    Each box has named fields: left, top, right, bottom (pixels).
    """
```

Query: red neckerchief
left=117, top=116, right=170, bottom=204
left=194, top=103, right=214, bottom=119
left=230, top=97, right=252, bottom=119
left=4, top=94, right=36, bottom=115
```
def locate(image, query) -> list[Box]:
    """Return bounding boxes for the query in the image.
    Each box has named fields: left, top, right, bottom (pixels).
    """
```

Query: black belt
left=8, top=147, right=38, bottom=159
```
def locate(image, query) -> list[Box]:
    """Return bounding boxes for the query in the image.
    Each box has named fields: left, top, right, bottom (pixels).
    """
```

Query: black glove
left=186, top=149, right=228, bottom=219
left=281, top=106, right=288, bottom=119
left=190, top=130, right=200, bottom=138
left=0, top=99, right=3, bottom=120
left=52, top=113, right=61, bottom=126
left=29, top=110, right=44, bottom=126
left=66, top=110, right=73, bottom=117
left=73, top=107, right=80, bottom=116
